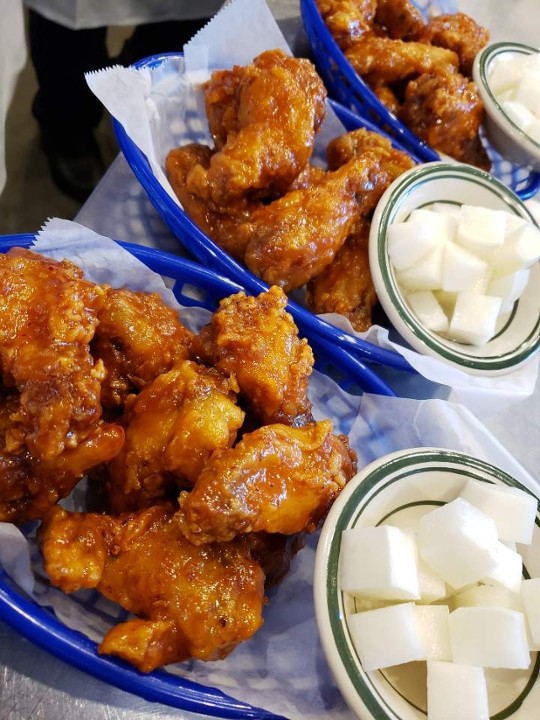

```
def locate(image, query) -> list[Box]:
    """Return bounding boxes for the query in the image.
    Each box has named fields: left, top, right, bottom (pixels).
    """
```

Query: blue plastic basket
left=300, top=0, right=540, bottom=200
left=113, top=52, right=419, bottom=376
left=0, top=231, right=396, bottom=719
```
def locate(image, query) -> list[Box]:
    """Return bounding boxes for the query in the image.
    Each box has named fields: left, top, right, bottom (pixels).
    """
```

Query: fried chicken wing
left=315, top=0, right=377, bottom=49
left=0, top=249, right=106, bottom=461
left=306, top=218, right=377, bottom=332
left=0, top=392, right=124, bottom=523
left=326, top=126, right=415, bottom=174
left=374, top=0, right=425, bottom=40
left=93, top=287, right=194, bottom=408
left=106, top=360, right=244, bottom=513
left=177, top=420, right=357, bottom=544
left=191, top=287, right=314, bottom=427
left=245, top=531, right=306, bottom=588
left=186, top=49, right=327, bottom=205
left=400, top=69, right=490, bottom=169
left=418, top=12, right=490, bottom=77
left=40, top=504, right=265, bottom=672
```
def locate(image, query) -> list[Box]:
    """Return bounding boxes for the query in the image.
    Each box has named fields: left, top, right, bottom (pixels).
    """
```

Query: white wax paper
left=0, top=219, right=539, bottom=720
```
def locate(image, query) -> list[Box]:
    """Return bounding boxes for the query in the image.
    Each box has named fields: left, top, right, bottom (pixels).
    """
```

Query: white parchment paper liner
left=0, top=219, right=539, bottom=720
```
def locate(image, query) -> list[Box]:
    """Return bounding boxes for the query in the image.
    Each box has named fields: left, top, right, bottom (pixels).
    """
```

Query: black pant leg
left=117, top=18, right=211, bottom=66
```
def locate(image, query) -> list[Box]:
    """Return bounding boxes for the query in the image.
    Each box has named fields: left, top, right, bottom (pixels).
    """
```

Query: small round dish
left=473, top=42, right=540, bottom=171
left=369, top=162, right=540, bottom=375
left=314, top=446, right=540, bottom=720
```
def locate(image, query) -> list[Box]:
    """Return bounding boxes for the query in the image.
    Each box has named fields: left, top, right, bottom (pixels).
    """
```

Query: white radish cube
left=433, top=289, right=457, bottom=318
left=440, top=242, right=489, bottom=293
left=428, top=202, right=462, bottom=220
left=525, top=198, right=540, bottom=223
left=387, top=220, right=440, bottom=271
left=347, top=603, right=425, bottom=671
left=418, top=498, right=499, bottom=590
left=448, top=292, right=501, bottom=346
left=521, top=578, right=540, bottom=649
left=397, top=243, right=444, bottom=291
left=406, top=290, right=449, bottom=333
left=513, top=69, right=540, bottom=115
left=416, top=605, right=452, bottom=661
left=487, top=269, right=530, bottom=313
left=408, top=208, right=456, bottom=243
left=456, top=205, right=506, bottom=257
left=481, top=541, right=523, bottom=594
left=459, top=478, right=537, bottom=544
left=427, top=660, right=488, bottom=720
left=449, top=583, right=523, bottom=612
left=488, top=55, right=523, bottom=95
left=449, top=606, right=531, bottom=669
left=339, top=525, right=420, bottom=600
left=403, top=528, right=447, bottom=602
left=501, top=99, right=536, bottom=131
left=503, top=211, right=529, bottom=235
left=526, top=119, right=540, bottom=143
left=492, top=221, right=540, bottom=273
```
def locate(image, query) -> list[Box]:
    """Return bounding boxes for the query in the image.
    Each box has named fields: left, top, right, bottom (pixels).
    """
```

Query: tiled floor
left=0, top=22, right=132, bottom=235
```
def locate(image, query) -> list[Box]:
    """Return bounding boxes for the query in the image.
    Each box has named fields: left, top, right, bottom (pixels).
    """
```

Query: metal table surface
left=2, top=2, right=540, bottom=719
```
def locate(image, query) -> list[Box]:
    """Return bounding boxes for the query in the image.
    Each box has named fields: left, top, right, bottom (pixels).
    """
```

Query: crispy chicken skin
left=0, top=392, right=124, bottom=523
left=326, top=126, right=414, bottom=174
left=315, top=0, right=377, bottom=49
left=106, top=360, right=245, bottom=513
left=0, top=248, right=106, bottom=461
left=374, top=0, right=425, bottom=40
left=418, top=12, right=490, bottom=77
left=186, top=49, right=327, bottom=205
left=177, top=420, right=357, bottom=545
left=93, top=287, right=194, bottom=409
left=40, top=504, right=265, bottom=672
left=191, top=287, right=314, bottom=427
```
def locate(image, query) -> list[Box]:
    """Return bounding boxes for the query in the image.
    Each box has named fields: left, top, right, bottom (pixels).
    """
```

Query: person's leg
left=28, top=9, right=109, bottom=201
left=116, top=19, right=210, bottom=66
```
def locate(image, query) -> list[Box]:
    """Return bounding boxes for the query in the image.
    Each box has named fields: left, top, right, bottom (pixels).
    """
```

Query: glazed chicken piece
left=400, top=68, right=490, bottom=169
left=306, top=218, right=377, bottom=332
left=166, top=143, right=260, bottom=261
left=93, top=287, right=194, bottom=408
left=177, top=420, right=357, bottom=545
left=0, top=248, right=106, bottom=461
left=0, top=392, right=124, bottom=524
left=326, top=126, right=415, bottom=174
left=418, top=12, right=490, bottom=77
left=245, top=531, right=306, bottom=589
left=186, top=49, right=327, bottom=205
left=345, top=34, right=459, bottom=85
left=315, top=0, right=377, bottom=49
left=374, top=0, right=426, bottom=40
left=40, top=504, right=265, bottom=672
left=106, top=360, right=244, bottom=513
left=191, top=286, right=314, bottom=427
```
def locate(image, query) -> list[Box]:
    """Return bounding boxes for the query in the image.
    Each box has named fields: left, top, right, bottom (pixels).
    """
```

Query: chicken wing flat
left=92, top=286, right=194, bottom=408
left=418, top=12, right=490, bottom=77
left=40, top=504, right=265, bottom=672
left=186, top=49, right=327, bottom=205
left=191, top=286, right=314, bottom=427
left=106, top=360, right=244, bottom=513
left=400, top=69, right=490, bottom=169
left=0, top=249, right=106, bottom=461
left=306, top=218, right=377, bottom=332
left=326, top=126, right=415, bottom=174
left=0, top=392, right=124, bottom=523
left=166, top=144, right=260, bottom=261
left=177, top=420, right=357, bottom=544
left=374, top=0, right=425, bottom=40
left=315, top=0, right=376, bottom=49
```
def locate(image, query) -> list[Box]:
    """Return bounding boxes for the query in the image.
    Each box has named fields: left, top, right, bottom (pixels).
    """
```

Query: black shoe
left=40, top=130, right=106, bottom=203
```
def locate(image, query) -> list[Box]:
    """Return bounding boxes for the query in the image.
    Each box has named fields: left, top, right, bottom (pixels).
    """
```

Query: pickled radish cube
left=448, top=292, right=501, bottom=346
left=408, top=208, right=456, bottom=243
left=481, top=541, right=523, bottom=594
left=521, top=578, right=540, bottom=649
left=526, top=119, right=540, bottom=143
left=440, top=243, right=489, bottom=293
left=416, top=605, right=452, bottom=661
left=418, top=498, right=499, bottom=590
left=501, top=99, right=536, bottom=131
left=387, top=220, right=440, bottom=271
left=513, top=69, right=540, bottom=115
left=347, top=603, right=425, bottom=671
left=503, top=211, right=529, bottom=235
left=434, top=289, right=457, bottom=318
left=427, top=661, right=488, bottom=720
left=397, top=243, right=444, bottom=291
left=406, top=291, right=449, bottom=333
left=455, top=205, right=506, bottom=257
left=489, top=55, right=524, bottom=94
left=459, top=478, right=537, bottom=544
left=403, top=528, right=447, bottom=602
left=487, top=269, right=530, bottom=313
left=449, top=607, right=530, bottom=669
left=492, top=221, right=540, bottom=274
left=339, top=525, right=420, bottom=600
left=428, top=202, right=462, bottom=220
left=449, top=583, right=523, bottom=613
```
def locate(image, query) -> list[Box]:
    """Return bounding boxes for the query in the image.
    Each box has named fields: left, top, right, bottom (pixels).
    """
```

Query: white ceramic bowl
left=369, top=161, right=540, bottom=375
left=314, top=446, right=540, bottom=720
left=473, top=42, right=540, bottom=171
